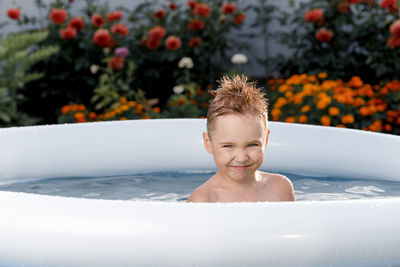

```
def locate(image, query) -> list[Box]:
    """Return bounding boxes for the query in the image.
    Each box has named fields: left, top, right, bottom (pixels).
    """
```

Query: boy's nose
left=234, top=149, right=249, bottom=163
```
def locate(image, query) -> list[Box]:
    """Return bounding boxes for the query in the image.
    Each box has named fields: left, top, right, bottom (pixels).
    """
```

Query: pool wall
left=0, top=119, right=400, bottom=266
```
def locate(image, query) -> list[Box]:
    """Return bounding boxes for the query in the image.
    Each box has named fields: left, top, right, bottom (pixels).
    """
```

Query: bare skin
left=187, top=112, right=295, bottom=203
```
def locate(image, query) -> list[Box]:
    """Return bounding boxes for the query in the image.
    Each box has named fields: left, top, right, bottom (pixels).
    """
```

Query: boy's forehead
left=211, top=112, right=267, bottom=136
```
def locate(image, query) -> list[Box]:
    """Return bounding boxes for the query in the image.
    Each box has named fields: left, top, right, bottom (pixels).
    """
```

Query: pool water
left=1, top=171, right=400, bottom=201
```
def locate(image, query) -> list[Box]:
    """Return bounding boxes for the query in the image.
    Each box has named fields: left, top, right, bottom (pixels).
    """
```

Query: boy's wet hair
left=207, top=75, right=268, bottom=134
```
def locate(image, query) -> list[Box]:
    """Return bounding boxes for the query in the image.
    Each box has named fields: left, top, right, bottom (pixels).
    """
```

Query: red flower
left=387, top=36, right=400, bottom=49
left=111, top=23, right=129, bottom=36
left=390, top=20, right=400, bottom=37
left=107, top=10, right=122, bottom=22
left=107, top=38, right=117, bottom=48
left=304, top=8, right=324, bottom=23
left=59, top=27, right=77, bottom=40
left=169, top=2, right=177, bottom=10
left=338, top=2, right=350, bottom=13
left=154, top=9, right=166, bottom=19
left=380, top=0, right=398, bottom=12
left=187, top=1, right=197, bottom=9
left=7, top=7, right=20, bottom=20
left=148, top=26, right=166, bottom=39
left=107, top=57, right=125, bottom=70
left=233, top=13, right=246, bottom=25
left=93, top=29, right=111, bottom=47
left=165, top=36, right=181, bottom=51
left=49, top=8, right=67, bottom=24
left=194, top=3, right=211, bottom=17
left=147, top=38, right=161, bottom=50
left=188, top=18, right=205, bottom=31
left=91, top=14, right=105, bottom=27
left=188, top=37, right=201, bottom=47
left=347, top=0, right=361, bottom=3
left=316, top=28, right=333, bottom=43
left=222, top=3, right=236, bottom=14
left=68, top=17, right=84, bottom=32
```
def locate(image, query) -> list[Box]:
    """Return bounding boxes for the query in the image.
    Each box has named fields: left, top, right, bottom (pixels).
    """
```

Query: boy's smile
left=203, top=112, right=270, bottom=187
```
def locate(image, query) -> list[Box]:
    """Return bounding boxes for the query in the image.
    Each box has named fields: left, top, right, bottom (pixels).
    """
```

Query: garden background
left=1, top=0, right=400, bottom=135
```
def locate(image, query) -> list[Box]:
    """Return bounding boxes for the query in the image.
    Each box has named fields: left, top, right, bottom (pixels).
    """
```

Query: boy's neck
left=214, top=171, right=261, bottom=190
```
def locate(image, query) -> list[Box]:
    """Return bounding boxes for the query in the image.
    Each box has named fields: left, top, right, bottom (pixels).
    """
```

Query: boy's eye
left=222, top=145, right=232, bottom=148
left=249, top=143, right=259, bottom=147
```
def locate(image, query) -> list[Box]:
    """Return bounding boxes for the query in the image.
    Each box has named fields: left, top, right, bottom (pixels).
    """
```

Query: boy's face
left=203, top=112, right=270, bottom=184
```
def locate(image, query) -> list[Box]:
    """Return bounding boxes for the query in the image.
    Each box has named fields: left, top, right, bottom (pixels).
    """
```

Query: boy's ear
left=203, top=132, right=213, bottom=154
left=265, top=129, right=271, bottom=149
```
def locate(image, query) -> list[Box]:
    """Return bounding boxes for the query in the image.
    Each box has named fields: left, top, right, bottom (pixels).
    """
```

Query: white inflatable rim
left=0, top=119, right=399, bottom=266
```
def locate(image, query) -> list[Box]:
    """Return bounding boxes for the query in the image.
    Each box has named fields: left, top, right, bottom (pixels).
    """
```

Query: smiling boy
left=187, top=75, right=295, bottom=202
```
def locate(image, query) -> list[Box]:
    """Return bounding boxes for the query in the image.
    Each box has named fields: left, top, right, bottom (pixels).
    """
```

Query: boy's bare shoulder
left=187, top=184, right=211, bottom=202
left=260, top=171, right=296, bottom=201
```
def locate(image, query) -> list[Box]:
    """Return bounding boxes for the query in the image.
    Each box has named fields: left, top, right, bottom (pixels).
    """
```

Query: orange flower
left=177, top=98, right=185, bottom=105
left=301, top=105, right=311, bottom=113
left=74, top=112, right=86, bottom=123
left=61, top=105, right=70, bottom=114
left=89, top=112, right=97, bottom=119
left=299, top=115, right=308, bottom=123
left=285, top=116, right=295, bottom=123
left=336, top=124, right=346, bottom=128
left=317, top=72, right=327, bottom=79
left=135, top=104, right=144, bottom=114
left=341, top=114, right=355, bottom=124
left=153, top=107, right=161, bottom=113
left=349, top=76, right=363, bottom=88
left=329, top=107, right=340, bottom=116
left=271, top=109, right=281, bottom=118
left=321, top=115, right=331, bottom=126
left=384, top=124, right=393, bottom=132
left=359, top=106, right=370, bottom=116
left=128, top=101, right=137, bottom=107
left=369, top=120, right=383, bottom=132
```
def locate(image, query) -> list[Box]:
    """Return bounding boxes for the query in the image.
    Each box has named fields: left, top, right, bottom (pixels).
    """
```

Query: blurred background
left=1, top=0, right=399, bottom=135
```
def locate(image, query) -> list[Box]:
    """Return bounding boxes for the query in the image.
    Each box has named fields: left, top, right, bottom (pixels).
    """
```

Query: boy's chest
left=209, top=184, right=283, bottom=202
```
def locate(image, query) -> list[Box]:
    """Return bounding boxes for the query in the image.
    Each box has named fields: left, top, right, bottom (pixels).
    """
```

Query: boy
left=187, top=75, right=295, bottom=202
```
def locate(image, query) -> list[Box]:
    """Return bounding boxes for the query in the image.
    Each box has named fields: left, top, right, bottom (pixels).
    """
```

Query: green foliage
left=10, top=0, right=249, bottom=124
left=0, top=30, right=59, bottom=126
left=275, top=0, right=400, bottom=83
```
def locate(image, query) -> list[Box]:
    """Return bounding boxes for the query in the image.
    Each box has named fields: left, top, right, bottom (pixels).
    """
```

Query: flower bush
left=276, top=0, right=400, bottom=84
left=5, top=0, right=249, bottom=125
left=268, top=73, right=400, bottom=135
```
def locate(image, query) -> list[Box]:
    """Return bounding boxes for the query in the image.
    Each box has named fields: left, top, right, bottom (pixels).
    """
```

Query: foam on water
left=0, top=171, right=399, bottom=202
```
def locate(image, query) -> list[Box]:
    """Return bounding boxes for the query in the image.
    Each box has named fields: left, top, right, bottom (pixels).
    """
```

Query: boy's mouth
left=231, top=165, right=250, bottom=171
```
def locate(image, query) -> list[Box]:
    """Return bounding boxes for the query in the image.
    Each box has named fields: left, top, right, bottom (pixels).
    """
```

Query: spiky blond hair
left=207, top=75, right=268, bottom=134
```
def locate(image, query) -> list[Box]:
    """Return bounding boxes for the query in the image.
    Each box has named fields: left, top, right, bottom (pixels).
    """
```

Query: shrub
left=0, top=30, right=59, bottom=127
left=275, top=0, right=400, bottom=83
left=268, top=73, right=400, bottom=135
left=6, top=0, right=249, bottom=124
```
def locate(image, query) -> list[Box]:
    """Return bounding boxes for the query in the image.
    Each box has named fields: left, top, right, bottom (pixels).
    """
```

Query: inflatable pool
left=0, top=119, right=399, bottom=266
